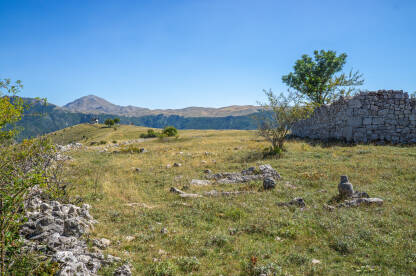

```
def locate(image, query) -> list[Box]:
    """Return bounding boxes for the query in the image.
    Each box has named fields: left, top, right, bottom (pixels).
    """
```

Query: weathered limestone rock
left=113, top=264, right=132, bottom=276
left=207, top=164, right=281, bottom=184
left=278, top=197, right=306, bottom=208
left=190, top=179, right=211, bottom=186
left=263, top=177, right=276, bottom=190
left=21, top=186, right=125, bottom=276
left=338, top=175, right=354, bottom=197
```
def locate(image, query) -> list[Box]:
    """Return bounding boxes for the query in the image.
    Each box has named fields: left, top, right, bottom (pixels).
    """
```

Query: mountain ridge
left=62, top=95, right=259, bottom=117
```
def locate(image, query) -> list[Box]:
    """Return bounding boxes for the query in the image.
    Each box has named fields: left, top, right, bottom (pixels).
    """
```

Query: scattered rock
left=278, top=197, right=306, bottom=208
left=139, top=148, right=147, bottom=153
left=133, top=167, right=141, bottom=173
left=57, top=143, right=83, bottom=152
left=340, top=197, right=384, bottom=207
left=311, top=259, right=321, bottom=265
left=203, top=190, right=254, bottom=197
left=170, top=187, right=203, bottom=198
left=275, top=236, right=282, bottom=241
left=207, top=164, right=281, bottom=184
left=190, top=179, right=211, bottom=186
left=203, top=169, right=212, bottom=174
left=323, top=204, right=336, bottom=211
left=124, top=236, right=135, bottom=242
left=160, top=228, right=168, bottom=234
left=166, top=164, right=172, bottom=169
left=334, top=176, right=383, bottom=208
left=263, top=177, right=276, bottom=190
left=201, top=160, right=207, bottom=164
left=338, top=175, right=354, bottom=197
left=173, top=162, right=182, bottom=167
left=113, top=264, right=132, bottom=276
left=93, top=238, right=111, bottom=249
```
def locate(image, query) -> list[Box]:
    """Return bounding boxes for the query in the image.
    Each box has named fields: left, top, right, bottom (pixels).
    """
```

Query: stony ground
left=57, top=124, right=415, bottom=275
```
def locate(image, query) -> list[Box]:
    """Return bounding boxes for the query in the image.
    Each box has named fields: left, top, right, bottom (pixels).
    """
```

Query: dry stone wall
left=291, top=90, right=416, bottom=144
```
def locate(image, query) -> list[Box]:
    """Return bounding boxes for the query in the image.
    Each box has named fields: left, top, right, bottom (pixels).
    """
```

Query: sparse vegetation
left=55, top=124, right=416, bottom=275
left=257, top=90, right=312, bottom=156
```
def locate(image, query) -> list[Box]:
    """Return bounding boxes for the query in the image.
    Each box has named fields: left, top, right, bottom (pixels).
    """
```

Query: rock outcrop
left=21, top=186, right=126, bottom=275
left=207, top=164, right=281, bottom=184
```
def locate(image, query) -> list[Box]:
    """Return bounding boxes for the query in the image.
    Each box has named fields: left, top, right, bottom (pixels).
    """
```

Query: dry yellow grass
left=58, top=124, right=415, bottom=275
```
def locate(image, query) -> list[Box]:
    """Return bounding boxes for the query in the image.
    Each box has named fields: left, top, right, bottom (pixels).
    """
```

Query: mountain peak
left=62, top=95, right=259, bottom=117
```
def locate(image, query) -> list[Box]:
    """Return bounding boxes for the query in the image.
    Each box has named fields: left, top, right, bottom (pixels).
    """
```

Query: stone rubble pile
left=21, top=186, right=130, bottom=276
left=292, top=90, right=416, bottom=144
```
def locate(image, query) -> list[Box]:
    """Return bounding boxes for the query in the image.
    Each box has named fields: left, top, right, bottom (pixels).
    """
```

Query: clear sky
left=1, top=0, right=415, bottom=109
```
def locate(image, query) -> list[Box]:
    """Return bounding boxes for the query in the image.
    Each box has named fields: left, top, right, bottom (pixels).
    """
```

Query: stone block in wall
left=363, top=117, right=372, bottom=125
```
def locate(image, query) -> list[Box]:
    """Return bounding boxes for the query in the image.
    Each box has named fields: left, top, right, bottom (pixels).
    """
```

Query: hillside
left=54, top=126, right=415, bottom=275
left=15, top=98, right=259, bottom=140
left=48, top=124, right=150, bottom=145
left=63, top=95, right=259, bottom=117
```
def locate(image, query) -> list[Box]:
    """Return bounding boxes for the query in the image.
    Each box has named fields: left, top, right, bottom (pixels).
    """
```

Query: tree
left=0, top=79, right=25, bottom=143
left=257, top=90, right=312, bottom=156
left=282, top=50, right=364, bottom=106
left=113, top=118, right=120, bottom=124
left=162, top=126, right=178, bottom=137
left=104, top=118, right=114, bottom=127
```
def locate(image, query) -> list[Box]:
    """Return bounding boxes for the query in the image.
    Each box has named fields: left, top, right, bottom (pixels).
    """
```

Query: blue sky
left=0, top=0, right=415, bottom=109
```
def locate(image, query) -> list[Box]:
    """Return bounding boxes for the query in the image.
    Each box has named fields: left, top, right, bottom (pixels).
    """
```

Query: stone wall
left=291, top=90, right=416, bottom=144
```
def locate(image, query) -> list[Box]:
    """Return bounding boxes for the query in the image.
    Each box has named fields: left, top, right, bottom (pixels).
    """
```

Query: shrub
left=104, top=119, right=114, bottom=127
left=140, top=129, right=158, bottom=138
left=162, top=126, right=178, bottom=137
left=113, top=118, right=120, bottom=124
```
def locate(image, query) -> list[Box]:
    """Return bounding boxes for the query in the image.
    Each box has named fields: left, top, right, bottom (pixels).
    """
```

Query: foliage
left=104, top=119, right=115, bottom=127
left=162, top=126, right=178, bottom=137
left=0, top=137, right=58, bottom=275
left=113, top=118, right=120, bottom=124
left=0, top=79, right=25, bottom=143
left=257, top=90, right=312, bottom=154
left=282, top=50, right=364, bottom=105
left=140, top=129, right=158, bottom=138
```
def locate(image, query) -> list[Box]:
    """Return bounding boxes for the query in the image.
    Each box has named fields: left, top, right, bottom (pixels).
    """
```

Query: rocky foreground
left=21, top=186, right=131, bottom=275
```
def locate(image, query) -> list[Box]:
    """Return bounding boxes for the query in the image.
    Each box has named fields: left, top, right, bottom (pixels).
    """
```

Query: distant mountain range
left=63, top=95, right=259, bottom=117
left=13, top=96, right=261, bottom=140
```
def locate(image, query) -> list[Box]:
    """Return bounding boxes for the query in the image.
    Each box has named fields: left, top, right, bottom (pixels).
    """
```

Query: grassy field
left=57, top=124, right=415, bottom=275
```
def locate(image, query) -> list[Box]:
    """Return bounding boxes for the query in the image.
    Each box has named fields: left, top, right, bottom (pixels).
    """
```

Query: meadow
left=52, top=124, right=416, bottom=275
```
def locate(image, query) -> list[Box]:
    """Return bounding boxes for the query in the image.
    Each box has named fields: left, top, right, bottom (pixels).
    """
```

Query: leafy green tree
left=0, top=79, right=25, bottom=143
left=104, top=118, right=114, bottom=127
left=113, top=118, right=120, bottom=124
left=162, top=126, right=178, bottom=137
left=257, top=90, right=313, bottom=156
left=282, top=50, right=364, bottom=106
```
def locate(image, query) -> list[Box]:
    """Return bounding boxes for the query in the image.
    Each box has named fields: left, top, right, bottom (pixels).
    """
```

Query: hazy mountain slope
left=63, top=95, right=259, bottom=117
left=15, top=98, right=259, bottom=140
